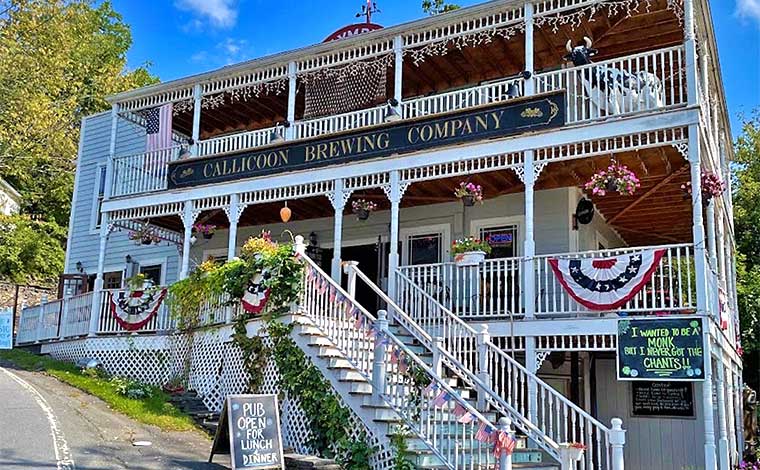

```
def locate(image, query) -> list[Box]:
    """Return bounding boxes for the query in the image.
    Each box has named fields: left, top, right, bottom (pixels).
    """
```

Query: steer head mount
left=564, top=37, right=599, bottom=66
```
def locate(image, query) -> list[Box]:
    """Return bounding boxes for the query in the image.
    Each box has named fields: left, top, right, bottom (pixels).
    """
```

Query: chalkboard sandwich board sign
left=617, top=318, right=705, bottom=381
left=631, top=381, right=695, bottom=418
left=209, top=394, right=285, bottom=469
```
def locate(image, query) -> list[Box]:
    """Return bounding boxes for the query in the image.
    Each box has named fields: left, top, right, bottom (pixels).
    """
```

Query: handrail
left=299, top=254, right=504, bottom=469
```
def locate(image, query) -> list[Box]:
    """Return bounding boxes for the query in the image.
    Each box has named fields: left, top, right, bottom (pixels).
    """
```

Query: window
left=93, top=166, right=107, bottom=229
left=479, top=224, right=519, bottom=259
left=103, top=271, right=122, bottom=289
left=400, top=224, right=450, bottom=266
left=139, top=264, right=163, bottom=287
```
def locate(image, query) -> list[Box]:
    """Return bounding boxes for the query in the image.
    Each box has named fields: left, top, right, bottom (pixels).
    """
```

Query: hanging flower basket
left=454, top=182, right=484, bottom=206
left=193, top=223, right=217, bottom=240
left=584, top=162, right=640, bottom=197
left=128, top=226, right=161, bottom=246
left=351, top=199, right=377, bottom=221
left=681, top=170, right=725, bottom=205
left=452, top=237, right=492, bottom=267
left=559, top=443, right=586, bottom=462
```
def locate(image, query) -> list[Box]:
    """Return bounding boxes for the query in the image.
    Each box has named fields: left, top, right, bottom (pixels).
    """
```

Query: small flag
left=399, top=356, right=409, bottom=373
left=390, top=348, right=401, bottom=364
left=354, top=315, right=365, bottom=330
left=329, top=288, right=337, bottom=302
left=432, top=391, right=450, bottom=407
left=423, top=381, right=439, bottom=395
left=458, top=412, right=475, bottom=424
left=492, top=431, right=516, bottom=458
left=475, top=422, right=494, bottom=443
left=453, top=403, right=467, bottom=418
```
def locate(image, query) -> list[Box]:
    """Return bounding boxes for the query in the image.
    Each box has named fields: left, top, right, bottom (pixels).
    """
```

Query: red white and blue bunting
left=111, top=287, right=167, bottom=331
left=548, top=249, right=666, bottom=310
left=241, top=269, right=271, bottom=315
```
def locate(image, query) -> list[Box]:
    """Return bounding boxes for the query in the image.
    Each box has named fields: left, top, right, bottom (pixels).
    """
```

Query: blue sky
left=114, top=0, right=760, bottom=136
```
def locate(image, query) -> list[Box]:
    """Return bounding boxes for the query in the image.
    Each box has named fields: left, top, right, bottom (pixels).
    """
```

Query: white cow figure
left=564, top=37, right=665, bottom=117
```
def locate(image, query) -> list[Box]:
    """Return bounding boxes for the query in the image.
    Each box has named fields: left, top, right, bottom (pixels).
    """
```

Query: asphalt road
left=0, top=363, right=229, bottom=470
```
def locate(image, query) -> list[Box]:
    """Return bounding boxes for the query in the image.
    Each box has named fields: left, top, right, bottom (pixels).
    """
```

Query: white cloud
left=737, top=0, right=760, bottom=25
left=190, top=38, right=251, bottom=67
left=175, top=0, right=238, bottom=29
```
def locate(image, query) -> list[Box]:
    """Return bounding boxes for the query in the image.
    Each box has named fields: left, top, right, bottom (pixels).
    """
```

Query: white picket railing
left=60, top=291, right=95, bottom=339
left=197, top=128, right=274, bottom=157
left=37, top=300, right=64, bottom=341
left=535, top=244, right=696, bottom=317
left=397, top=257, right=523, bottom=319
left=293, top=105, right=387, bottom=141
left=16, top=305, right=42, bottom=344
left=299, top=253, right=506, bottom=470
left=97, top=289, right=175, bottom=334
left=111, top=146, right=181, bottom=197
left=402, top=76, right=524, bottom=120
left=535, top=45, right=686, bottom=123
left=350, top=263, right=617, bottom=470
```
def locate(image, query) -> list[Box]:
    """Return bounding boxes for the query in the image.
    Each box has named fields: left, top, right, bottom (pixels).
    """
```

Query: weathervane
left=356, top=0, right=380, bottom=24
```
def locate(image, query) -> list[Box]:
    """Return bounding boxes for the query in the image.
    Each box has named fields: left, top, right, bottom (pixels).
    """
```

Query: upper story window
left=92, top=165, right=107, bottom=230
left=139, top=264, right=163, bottom=287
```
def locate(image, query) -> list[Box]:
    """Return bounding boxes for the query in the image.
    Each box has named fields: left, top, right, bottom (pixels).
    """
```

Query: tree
left=0, top=0, right=157, bottom=285
left=422, top=0, right=460, bottom=16
left=734, top=111, right=760, bottom=389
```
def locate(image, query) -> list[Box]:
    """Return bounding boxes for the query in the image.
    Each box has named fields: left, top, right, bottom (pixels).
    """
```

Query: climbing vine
left=268, top=320, right=373, bottom=470
left=232, top=314, right=268, bottom=392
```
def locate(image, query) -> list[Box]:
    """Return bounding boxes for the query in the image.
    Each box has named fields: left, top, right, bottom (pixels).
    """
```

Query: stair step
left=336, top=369, right=366, bottom=382
left=327, top=357, right=354, bottom=370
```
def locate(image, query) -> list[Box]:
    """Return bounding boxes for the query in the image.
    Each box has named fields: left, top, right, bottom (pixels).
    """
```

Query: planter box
left=454, top=250, right=486, bottom=267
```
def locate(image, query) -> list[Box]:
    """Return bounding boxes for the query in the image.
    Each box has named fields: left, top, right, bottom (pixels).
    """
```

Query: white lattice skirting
left=40, top=321, right=393, bottom=467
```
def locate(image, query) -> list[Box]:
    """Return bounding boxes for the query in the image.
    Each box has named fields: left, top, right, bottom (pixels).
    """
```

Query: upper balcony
left=108, top=0, right=697, bottom=199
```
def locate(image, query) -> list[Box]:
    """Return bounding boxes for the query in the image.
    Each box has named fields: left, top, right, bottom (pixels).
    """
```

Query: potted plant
left=125, top=273, right=151, bottom=291
left=559, top=443, right=586, bottom=462
left=193, top=223, right=217, bottom=240
left=162, top=375, right=185, bottom=395
left=351, top=199, right=378, bottom=221
left=452, top=237, right=492, bottom=267
left=584, top=162, right=640, bottom=197
left=681, top=170, right=725, bottom=205
left=454, top=182, right=484, bottom=206
left=128, top=226, right=161, bottom=245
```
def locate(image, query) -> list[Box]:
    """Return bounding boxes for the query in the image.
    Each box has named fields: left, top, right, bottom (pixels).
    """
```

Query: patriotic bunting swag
left=548, top=249, right=666, bottom=310
left=241, top=269, right=271, bottom=315
left=111, top=287, right=167, bottom=331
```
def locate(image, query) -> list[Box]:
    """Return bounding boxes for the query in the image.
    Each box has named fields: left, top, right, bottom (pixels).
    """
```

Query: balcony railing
left=397, top=243, right=697, bottom=319
left=109, top=46, right=689, bottom=199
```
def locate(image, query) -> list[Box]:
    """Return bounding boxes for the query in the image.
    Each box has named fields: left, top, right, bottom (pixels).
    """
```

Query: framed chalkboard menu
left=209, top=394, right=285, bottom=470
left=631, top=381, right=695, bottom=418
left=617, top=318, right=705, bottom=381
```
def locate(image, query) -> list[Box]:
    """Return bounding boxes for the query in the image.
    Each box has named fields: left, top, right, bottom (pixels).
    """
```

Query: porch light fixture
left=76, top=261, right=84, bottom=273
left=384, top=99, right=401, bottom=123
left=270, top=126, right=286, bottom=144
left=507, top=82, right=521, bottom=99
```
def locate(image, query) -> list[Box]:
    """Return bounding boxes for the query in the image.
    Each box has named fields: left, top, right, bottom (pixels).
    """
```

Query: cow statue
left=564, top=37, right=665, bottom=117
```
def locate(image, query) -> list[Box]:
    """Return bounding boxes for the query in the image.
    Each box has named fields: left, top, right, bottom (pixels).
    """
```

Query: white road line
left=0, top=367, right=76, bottom=470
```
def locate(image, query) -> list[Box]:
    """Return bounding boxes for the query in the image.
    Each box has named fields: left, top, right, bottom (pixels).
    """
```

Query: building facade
left=17, top=1, right=744, bottom=469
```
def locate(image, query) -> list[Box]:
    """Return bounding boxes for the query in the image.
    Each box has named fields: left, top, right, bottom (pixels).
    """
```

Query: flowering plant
left=681, top=170, right=726, bottom=201
left=192, top=223, right=217, bottom=235
left=454, top=182, right=484, bottom=204
left=128, top=226, right=161, bottom=245
left=584, top=162, right=640, bottom=197
left=739, top=461, right=760, bottom=470
left=242, top=230, right=278, bottom=258
left=452, top=237, right=492, bottom=255
left=567, top=443, right=587, bottom=450
left=351, top=199, right=378, bottom=213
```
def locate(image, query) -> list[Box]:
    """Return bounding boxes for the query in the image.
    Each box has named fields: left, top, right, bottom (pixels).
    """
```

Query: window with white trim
left=478, top=224, right=519, bottom=259
left=139, top=264, right=163, bottom=287
left=93, top=165, right=107, bottom=229
left=400, top=224, right=451, bottom=266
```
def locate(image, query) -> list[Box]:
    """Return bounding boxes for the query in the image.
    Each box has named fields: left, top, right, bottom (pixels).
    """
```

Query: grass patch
left=0, top=349, right=197, bottom=432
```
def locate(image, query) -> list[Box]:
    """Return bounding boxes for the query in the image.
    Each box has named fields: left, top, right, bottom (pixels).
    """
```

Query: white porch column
left=688, top=127, right=709, bottom=314
left=725, top=365, right=738, bottom=467
left=330, top=179, right=347, bottom=282
left=716, top=355, right=730, bottom=470
left=286, top=61, right=297, bottom=140
left=385, top=170, right=405, bottom=300
left=684, top=0, right=698, bottom=106
left=226, top=194, right=242, bottom=260
left=393, top=35, right=403, bottom=107
left=180, top=201, right=197, bottom=280
left=191, top=84, right=202, bottom=156
left=523, top=1, right=535, bottom=96
left=706, top=200, right=719, bottom=316
left=702, top=334, right=717, bottom=470
left=522, top=149, right=539, bottom=424
left=89, top=214, right=112, bottom=336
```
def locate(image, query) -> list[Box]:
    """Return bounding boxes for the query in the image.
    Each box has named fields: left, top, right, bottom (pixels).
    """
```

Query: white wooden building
left=17, top=1, right=744, bottom=469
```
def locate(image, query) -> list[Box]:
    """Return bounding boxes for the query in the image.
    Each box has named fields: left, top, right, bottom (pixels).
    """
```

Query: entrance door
left=320, top=243, right=381, bottom=311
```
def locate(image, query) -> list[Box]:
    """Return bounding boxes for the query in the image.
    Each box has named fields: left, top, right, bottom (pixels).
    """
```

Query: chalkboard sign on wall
left=631, top=381, right=695, bottom=418
left=617, top=318, right=705, bottom=381
left=209, top=394, right=285, bottom=470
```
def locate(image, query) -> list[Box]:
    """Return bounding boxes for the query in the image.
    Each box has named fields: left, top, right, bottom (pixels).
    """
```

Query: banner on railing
left=548, top=249, right=666, bottom=310
left=111, top=287, right=167, bottom=331
left=241, top=270, right=271, bottom=315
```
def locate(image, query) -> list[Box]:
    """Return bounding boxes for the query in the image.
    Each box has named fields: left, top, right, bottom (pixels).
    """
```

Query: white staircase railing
left=345, top=263, right=621, bottom=470
left=298, top=251, right=510, bottom=470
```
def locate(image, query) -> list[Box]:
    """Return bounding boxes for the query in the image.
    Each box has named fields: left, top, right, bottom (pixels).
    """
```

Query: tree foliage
left=422, top=0, right=460, bottom=16
left=0, top=0, right=156, bottom=285
left=0, top=214, right=66, bottom=284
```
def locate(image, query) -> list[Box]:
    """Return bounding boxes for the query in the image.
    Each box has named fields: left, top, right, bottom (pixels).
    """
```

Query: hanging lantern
left=280, top=202, right=292, bottom=223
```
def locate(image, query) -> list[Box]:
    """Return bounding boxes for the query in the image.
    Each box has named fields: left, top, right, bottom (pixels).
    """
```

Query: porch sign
left=209, top=394, right=284, bottom=470
left=617, top=318, right=705, bottom=381
left=0, top=308, right=12, bottom=349
left=168, top=91, right=566, bottom=189
left=631, top=381, right=695, bottom=417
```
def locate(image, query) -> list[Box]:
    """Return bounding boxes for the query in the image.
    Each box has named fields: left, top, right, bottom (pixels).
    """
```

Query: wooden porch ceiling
left=170, top=0, right=682, bottom=139
left=147, top=144, right=692, bottom=248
